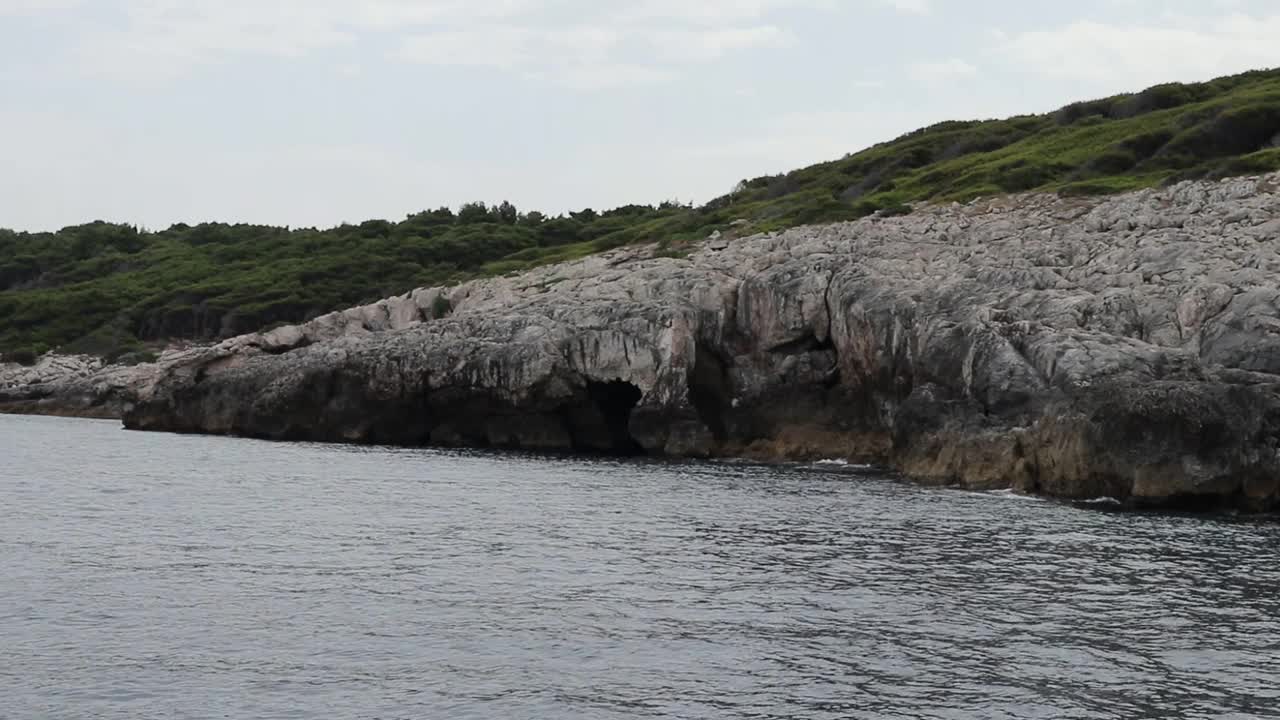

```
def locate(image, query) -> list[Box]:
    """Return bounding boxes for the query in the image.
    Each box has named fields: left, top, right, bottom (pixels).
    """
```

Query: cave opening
left=688, top=342, right=732, bottom=444
left=586, top=380, right=645, bottom=455
left=766, top=331, right=836, bottom=356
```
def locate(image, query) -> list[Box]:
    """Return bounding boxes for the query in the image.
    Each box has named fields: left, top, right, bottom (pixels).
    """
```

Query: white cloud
left=613, top=0, right=925, bottom=24
left=394, top=22, right=791, bottom=87
left=533, top=63, right=673, bottom=91
left=0, top=0, right=80, bottom=13
left=612, top=0, right=821, bottom=24
left=909, top=58, right=977, bottom=81
left=649, top=25, right=794, bottom=61
left=882, top=0, right=930, bottom=14
left=690, top=109, right=946, bottom=166
left=396, top=27, right=533, bottom=69
left=395, top=23, right=625, bottom=69
left=71, top=0, right=544, bottom=79
left=343, top=0, right=541, bottom=29
left=393, top=15, right=800, bottom=88
left=49, top=0, right=923, bottom=85
left=78, top=2, right=352, bottom=80
left=994, top=12, right=1280, bottom=91
left=0, top=107, right=457, bottom=230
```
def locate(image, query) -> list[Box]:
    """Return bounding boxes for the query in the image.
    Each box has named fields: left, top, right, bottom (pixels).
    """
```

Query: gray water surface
left=2, top=414, right=1278, bottom=719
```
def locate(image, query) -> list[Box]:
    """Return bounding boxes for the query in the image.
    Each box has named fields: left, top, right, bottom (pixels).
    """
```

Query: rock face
left=16, top=173, right=1280, bottom=510
left=0, top=354, right=159, bottom=418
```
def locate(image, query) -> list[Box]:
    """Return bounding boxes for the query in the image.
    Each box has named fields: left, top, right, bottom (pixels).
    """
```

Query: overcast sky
left=2, top=0, right=1277, bottom=232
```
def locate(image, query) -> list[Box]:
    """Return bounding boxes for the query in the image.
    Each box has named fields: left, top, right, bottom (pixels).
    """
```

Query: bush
left=1172, top=105, right=1280, bottom=159
left=3, top=348, right=39, bottom=366
left=1054, top=98, right=1117, bottom=125
left=1113, top=83, right=1209, bottom=118
left=1087, top=149, right=1139, bottom=174
left=939, top=134, right=1015, bottom=161
left=1060, top=180, right=1128, bottom=196
left=877, top=202, right=914, bottom=217
left=994, top=161, right=1070, bottom=192
left=840, top=166, right=892, bottom=201
left=1120, top=130, right=1174, bottom=160
left=114, top=350, right=159, bottom=366
left=852, top=198, right=884, bottom=217
left=765, top=174, right=802, bottom=199
left=1210, top=148, right=1280, bottom=178
left=591, top=233, right=631, bottom=252
left=431, top=295, right=452, bottom=320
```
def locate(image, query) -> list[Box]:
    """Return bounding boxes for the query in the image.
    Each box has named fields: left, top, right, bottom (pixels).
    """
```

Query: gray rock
left=0, top=352, right=165, bottom=418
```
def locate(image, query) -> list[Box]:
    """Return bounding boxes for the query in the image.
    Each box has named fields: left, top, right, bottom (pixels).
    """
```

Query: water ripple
left=2, top=415, right=1279, bottom=719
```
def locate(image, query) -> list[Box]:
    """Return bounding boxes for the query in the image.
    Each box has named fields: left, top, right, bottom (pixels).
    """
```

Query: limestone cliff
left=9, top=174, right=1280, bottom=510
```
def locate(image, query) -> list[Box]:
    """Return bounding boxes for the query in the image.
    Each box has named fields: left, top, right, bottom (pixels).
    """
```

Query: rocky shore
left=0, top=354, right=158, bottom=419
left=7, top=173, right=1280, bottom=511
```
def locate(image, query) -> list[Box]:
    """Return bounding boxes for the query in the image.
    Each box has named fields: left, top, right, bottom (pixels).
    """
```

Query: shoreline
left=8, top=174, right=1280, bottom=515
left=0, top=404, right=121, bottom=420
left=7, top=407, right=1276, bottom=517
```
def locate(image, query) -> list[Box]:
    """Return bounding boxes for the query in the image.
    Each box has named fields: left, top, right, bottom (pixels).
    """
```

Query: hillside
left=3, top=67, right=1279, bottom=363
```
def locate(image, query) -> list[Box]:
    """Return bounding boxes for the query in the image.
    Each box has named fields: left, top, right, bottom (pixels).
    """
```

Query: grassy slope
left=3, top=68, right=1279, bottom=362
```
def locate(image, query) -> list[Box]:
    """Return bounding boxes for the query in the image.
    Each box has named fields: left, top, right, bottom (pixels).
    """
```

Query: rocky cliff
left=10, top=174, right=1280, bottom=511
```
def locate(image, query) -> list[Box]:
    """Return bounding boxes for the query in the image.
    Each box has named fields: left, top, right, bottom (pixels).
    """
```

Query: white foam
left=985, top=489, right=1043, bottom=502
left=812, top=459, right=876, bottom=470
left=1079, top=496, right=1123, bottom=506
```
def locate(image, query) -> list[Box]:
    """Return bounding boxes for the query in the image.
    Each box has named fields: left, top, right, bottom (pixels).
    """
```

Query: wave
left=985, top=488, right=1044, bottom=502
left=812, top=459, right=875, bottom=470
left=1078, top=496, right=1123, bottom=506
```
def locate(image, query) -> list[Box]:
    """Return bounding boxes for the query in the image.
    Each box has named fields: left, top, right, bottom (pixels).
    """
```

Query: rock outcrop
left=11, top=174, right=1280, bottom=511
left=0, top=354, right=160, bottom=418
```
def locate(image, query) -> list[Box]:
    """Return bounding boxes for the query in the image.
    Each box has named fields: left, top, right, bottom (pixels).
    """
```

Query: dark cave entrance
left=688, top=342, right=732, bottom=444
left=586, top=380, right=645, bottom=455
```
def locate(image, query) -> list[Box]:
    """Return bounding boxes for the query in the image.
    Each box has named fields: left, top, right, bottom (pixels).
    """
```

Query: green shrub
left=994, top=161, right=1072, bottom=192
left=114, top=349, right=159, bottom=366
left=1113, top=83, right=1209, bottom=118
left=1163, top=104, right=1280, bottom=161
left=877, top=202, right=914, bottom=217
left=1059, top=181, right=1124, bottom=196
left=430, top=295, right=452, bottom=320
left=1087, top=149, right=1139, bottom=174
left=1120, top=130, right=1175, bottom=160
left=3, top=348, right=39, bottom=366
left=1210, top=148, right=1280, bottom=177
left=1055, top=98, right=1118, bottom=125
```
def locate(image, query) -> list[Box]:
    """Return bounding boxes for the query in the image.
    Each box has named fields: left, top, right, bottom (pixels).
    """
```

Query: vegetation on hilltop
left=3, top=68, right=1279, bottom=363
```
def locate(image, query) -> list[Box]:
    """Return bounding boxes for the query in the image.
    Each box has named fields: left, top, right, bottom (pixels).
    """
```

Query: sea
left=2, top=414, right=1278, bottom=719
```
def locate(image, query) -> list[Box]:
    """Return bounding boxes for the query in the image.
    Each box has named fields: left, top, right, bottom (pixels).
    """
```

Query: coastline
left=0, top=404, right=120, bottom=420
left=9, top=174, right=1280, bottom=513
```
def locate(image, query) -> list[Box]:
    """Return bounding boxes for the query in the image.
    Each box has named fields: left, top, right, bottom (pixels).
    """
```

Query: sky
left=1, top=0, right=1277, bottom=232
